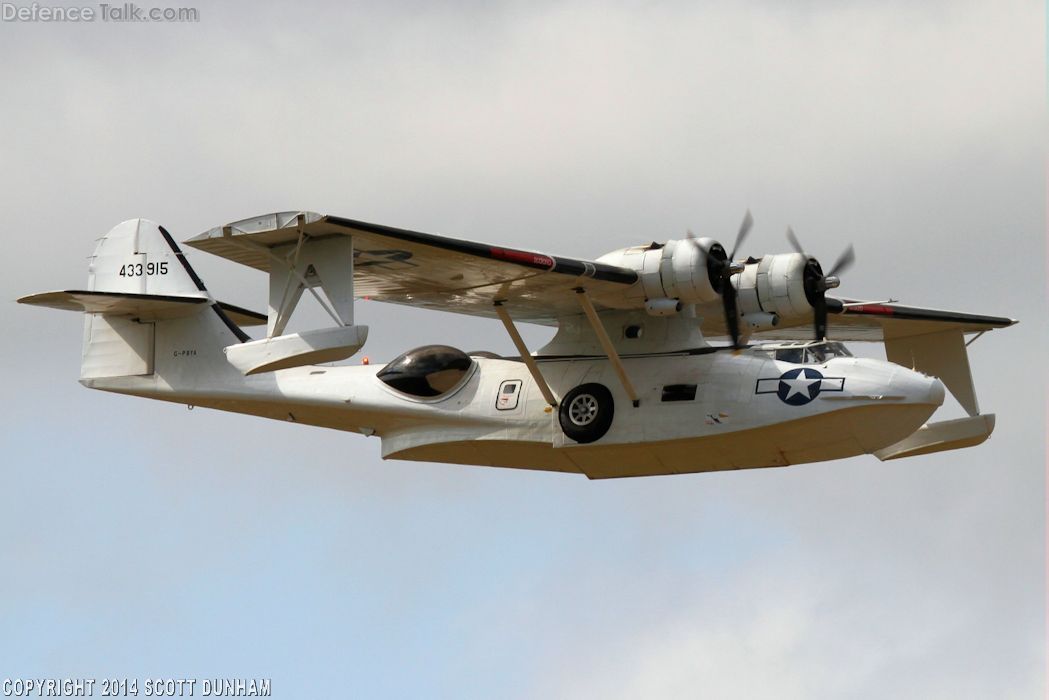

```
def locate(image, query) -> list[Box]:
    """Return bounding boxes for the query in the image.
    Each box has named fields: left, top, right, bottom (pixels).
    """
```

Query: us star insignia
left=755, top=368, right=845, bottom=406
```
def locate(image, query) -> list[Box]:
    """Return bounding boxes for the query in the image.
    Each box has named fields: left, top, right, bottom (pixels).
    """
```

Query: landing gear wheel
left=559, top=383, right=615, bottom=444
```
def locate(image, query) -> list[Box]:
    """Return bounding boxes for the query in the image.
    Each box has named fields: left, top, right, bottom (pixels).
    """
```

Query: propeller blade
left=686, top=211, right=752, bottom=347
left=786, top=226, right=805, bottom=255
left=814, top=295, right=828, bottom=342
left=782, top=227, right=854, bottom=341
left=722, top=285, right=741, bottom=348
left=826, top=244, right=855, bottom=278
left=729, top=210, right=753, bottom=260
left=686, top=228, right=707, bottom=257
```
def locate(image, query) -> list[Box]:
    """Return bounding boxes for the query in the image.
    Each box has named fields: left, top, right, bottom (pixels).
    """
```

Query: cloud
left=0, top=0, right=1043, bottom=696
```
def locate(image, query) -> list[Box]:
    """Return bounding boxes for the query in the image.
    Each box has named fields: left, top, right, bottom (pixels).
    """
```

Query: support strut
left=575, top=288, right=640, bottom=407
left=493, top=302, right=558, bottom=407
left=221, top=219, right=352, bottom=338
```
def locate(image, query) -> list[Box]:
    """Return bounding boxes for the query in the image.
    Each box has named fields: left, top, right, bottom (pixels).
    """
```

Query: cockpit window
left=806, top=345, right=828, bottom=363
left=809, top=341, right=852, bottom=362
left=377, top=345, right=474, bottom=397
left=774, top=341, right=852, bottom=365
left=775, top=348, right=805, bottom=364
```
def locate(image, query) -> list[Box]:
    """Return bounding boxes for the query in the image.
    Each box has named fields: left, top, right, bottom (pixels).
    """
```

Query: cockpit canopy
left=377, top=345, right=474, bottom=397
left=762, top=340, right=853, bottom=365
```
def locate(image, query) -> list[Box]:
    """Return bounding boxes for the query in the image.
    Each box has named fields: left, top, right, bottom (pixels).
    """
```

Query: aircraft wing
left=730, top=300, right=1016, bottom=342
left=183, top=212, right=639, bottom=326
left=184, top=211, right=1014, bottom=339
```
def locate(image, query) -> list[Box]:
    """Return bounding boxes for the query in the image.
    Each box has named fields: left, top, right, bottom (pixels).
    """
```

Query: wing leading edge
left=738, top=300, right=1016, bottom=342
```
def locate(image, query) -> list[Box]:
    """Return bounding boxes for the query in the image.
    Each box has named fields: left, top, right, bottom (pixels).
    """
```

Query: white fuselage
left=87, top=312, right=945, bottom=478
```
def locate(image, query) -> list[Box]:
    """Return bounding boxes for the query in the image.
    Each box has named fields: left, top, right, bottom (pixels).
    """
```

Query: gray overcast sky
left=1, top=1, right=1044, bottom=697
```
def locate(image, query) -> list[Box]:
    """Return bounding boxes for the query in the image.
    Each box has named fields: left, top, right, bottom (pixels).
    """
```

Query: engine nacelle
left=736, top=253, right=813, bottom=322
left=596, top=238, right=723, bottom=305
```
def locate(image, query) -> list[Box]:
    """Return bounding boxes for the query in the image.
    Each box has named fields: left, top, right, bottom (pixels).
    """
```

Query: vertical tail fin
left=88, top=218, right=209, bottom=297
left=20, top=218, right=253, bottom=381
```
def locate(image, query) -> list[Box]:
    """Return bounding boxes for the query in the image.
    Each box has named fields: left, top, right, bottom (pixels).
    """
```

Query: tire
left=559, top=383, right=615, bottom=444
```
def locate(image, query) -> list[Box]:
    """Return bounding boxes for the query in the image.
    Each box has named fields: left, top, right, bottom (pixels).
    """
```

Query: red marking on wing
left=846, top=304, right=896, bottom=316
left=490, top=247, right=555, bottom=268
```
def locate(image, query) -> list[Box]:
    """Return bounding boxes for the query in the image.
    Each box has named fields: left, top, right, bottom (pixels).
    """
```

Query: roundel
left=777, top=368, right=824, bottom=406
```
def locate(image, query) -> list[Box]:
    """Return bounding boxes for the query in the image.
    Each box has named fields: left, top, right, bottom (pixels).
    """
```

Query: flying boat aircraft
left=19, top=211, right=1015, bottom=478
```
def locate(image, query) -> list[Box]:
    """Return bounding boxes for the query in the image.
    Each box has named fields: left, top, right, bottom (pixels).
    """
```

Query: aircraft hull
left=387, top=403, right=939, bottom=478
left=86, top=346, right=944, bottom=479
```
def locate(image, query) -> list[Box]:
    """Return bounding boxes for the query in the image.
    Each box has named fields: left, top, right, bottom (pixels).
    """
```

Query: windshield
left=774, top=341, right=852, bottom=364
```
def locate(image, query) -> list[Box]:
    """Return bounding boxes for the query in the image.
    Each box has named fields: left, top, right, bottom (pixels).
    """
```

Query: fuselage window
left=661, top=384, right=698, bottom=402
left=497, top=379, right=523, bottom=410
left=377, top=345, right=474, bottom=398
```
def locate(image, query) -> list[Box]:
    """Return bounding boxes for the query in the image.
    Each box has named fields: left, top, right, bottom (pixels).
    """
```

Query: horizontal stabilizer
left=18, top=290, right=266, bottom=326
left=874, top=414, right=995, bottom=461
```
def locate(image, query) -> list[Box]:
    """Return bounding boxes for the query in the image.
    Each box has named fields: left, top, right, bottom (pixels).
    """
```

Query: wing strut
left=575, top=288, right=641, bottom=407
left=493, top=302, right=558, bottom=407
left=217, top=214, right=356, bottom=337
left=216, top=215, right=369, bottom=374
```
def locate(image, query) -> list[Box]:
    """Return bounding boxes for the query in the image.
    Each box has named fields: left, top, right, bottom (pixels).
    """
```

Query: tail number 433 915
left=119, top=261, right=168, bottom=277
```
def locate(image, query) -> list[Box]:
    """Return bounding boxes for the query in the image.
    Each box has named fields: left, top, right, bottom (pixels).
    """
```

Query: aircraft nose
left=927, top=377, right=946, bottom=405
left=894, top=368, right=945, bottom=406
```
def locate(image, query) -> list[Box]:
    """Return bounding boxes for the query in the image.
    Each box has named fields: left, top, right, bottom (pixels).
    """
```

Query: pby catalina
left=20, top=211, right=1014, bottom=478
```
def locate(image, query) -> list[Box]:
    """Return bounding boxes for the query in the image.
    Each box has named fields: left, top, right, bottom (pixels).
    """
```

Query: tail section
left=87, top=218, right=207, bottom=297
left=19, top=218, right=261, bottom=383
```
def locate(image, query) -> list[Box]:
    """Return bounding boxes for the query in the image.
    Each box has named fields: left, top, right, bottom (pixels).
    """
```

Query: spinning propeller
left=785, top=227, right=855, bottom=341
left=689, top=210, right=753, bottom=349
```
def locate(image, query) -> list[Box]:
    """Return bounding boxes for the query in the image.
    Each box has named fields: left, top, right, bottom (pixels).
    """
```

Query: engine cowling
left=596, top=238, right=725, bottom=307
left=736, top=253, right=813, bottom=322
